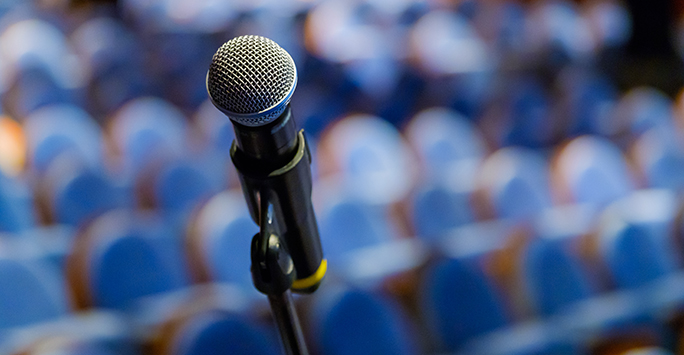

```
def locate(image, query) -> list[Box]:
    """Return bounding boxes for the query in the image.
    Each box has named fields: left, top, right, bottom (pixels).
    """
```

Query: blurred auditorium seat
left=318, top=198, right=395, bottom=264
left=67, top=210, right=189, bottom=310
left=632, top=127, right=684, bottom=191
left=41, top=156, right=129, bottom=227
left=405, top=107, right=487, bottom=239
left=159, top=310, right=277, bottom=355
left=498, top=79, right=554, bottom=149
left=552, top=135, right=636, bottom=207
left=0, top=19, right=84, bottom=118
left=477, top=147, right=553, bottom=221
left=411, top=183, right=474, bottom=240
left=519, top=237, right=594, bottom=317
left=148, top=159, right=217, bottom=220
left=108, top=97, right=188, bottom=176
left=24, top=104, right=104, bottom=174
left=0, top=256, right=69, bottom=330
left=316, top=114, right=417, bottom=206
left=595, top=189, right=678, bottom=290
left=421, top=256, right=510, bottom=352
left=611, top=87, right=675, bottom=143
left=554, top=68, right=618, bottom=137
left=309, top=287, right=418, bottom=355
left=404, top=107, right=486, bottom=181
left=70, top=17, right=149, bottom=117
left=125, top=283, right=279, bottom=355
left=192, top=100, right=235, bottom=158
left=0, top=171, right=36, bottom=233
left=186, top=189, right=258, bottom=293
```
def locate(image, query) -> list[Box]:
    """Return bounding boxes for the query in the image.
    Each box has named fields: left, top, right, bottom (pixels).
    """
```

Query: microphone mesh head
left=207, top=35, right=297, bottom=126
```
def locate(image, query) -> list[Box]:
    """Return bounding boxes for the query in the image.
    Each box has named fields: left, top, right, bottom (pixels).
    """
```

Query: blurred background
left=1, top=0, right=684, bottom=354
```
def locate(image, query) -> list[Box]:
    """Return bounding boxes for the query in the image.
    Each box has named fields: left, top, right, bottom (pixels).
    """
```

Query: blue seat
left=554, top=135, right=634, bottom=206
left=521, top=239, right=593, bottom=316
left=319, top=114, right=415, bottom=204
left=0, top=172, right=35, bottom=233
left=46, top=162, right=129, bottom=227
left=422, top=257, right=509, bottom=351
left=612, top=87, right=675, bottom=138
left=598, top=190, right=677, bottom=289
left=142, top=33, right=217, bottom=109
left=412, top=183, right=473, bottom=240
left=479, top=147, right=553, bottom=220
left=153, top=159, right=217, bottom=218
left=633, top=127, right=684, bottom=191
left=70, top=17, right=149, bottom=115
left=194, top=99, right=235, bottom=157
left=555, top=69, right=618, bottom=136
left=110, top=97, right=188, bottom=175
left=190, top=190, right=258, bottom=290
left=500, top=79, right=553, bottom=148
left=603, top=224, right=673, bottom=289
left=24, top=104, right=104, bottom=174
left=583, top=1, right=631, bottom=49
left=524, top=1, right=593, bottom=66
left=313, top=288, right=418, bottom=355
left=0, top=257, right=69, bottom=330
left=319, top=199, right=394, bottom=268
left=71, top=210, right=188, bottom=310
left=0, top=19, right=82, bottom=116
left=404, top=107, right=485, bottom=180
left=170, top=311, right=278, bottom=355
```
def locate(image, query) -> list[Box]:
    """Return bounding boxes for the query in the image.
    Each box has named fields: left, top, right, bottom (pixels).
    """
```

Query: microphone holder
left=251, top=198, right=309, bottom=355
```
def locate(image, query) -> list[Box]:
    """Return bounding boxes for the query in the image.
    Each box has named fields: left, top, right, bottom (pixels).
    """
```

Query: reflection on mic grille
left=207, top=35, right=297, bottom=126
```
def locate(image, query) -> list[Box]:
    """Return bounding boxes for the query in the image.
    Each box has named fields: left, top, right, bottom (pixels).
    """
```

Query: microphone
left=207, top=35, right=326, bottom=293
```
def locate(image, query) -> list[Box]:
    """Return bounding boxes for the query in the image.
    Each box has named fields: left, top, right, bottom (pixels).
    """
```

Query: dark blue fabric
left=606, top=225, right=672, bottom=289
left=423, top=258, right=508, bottom=351
left=54, top=169, right=127, bottom=226
left=319, top=290, right=417, bottom=355
left=320, top=201, right=391, bottom=262
left=92, top=232, right=185, bottom=309
left=0, top=259, right=67, bottom=329
left=523, top=240, right=592, bottom=315
left=210, top=217, right=258, bottom=288
left=412, top=184, right=473, bottom=240
left=155, top=162, right=214, bottom=215
left=179, top=313, right=277, bottom=355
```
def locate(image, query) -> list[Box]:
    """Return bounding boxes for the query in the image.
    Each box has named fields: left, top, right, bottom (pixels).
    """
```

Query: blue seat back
left=412, top=184, right=473, bottom=239
left=423, top=258, right=509, bottom=351
left=522, top=239, right=593, bottom=316
left=174, top=312, right=278, bottom=355
left=0, top=258, right=69, bottom=329
left=317, top=289, right=417, bottom=355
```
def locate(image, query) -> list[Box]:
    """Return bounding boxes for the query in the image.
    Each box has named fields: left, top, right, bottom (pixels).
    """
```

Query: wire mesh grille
left=207, top=35, right=296, bottom=126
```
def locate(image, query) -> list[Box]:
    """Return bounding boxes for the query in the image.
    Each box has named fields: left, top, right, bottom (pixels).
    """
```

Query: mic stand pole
left=250, top=198, right=309, bottom=355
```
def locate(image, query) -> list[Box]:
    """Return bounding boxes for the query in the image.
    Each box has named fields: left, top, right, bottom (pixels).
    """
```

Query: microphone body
left=231, top=106, right=325, bottom=292
left=207, top=35, right=325, bottom=293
